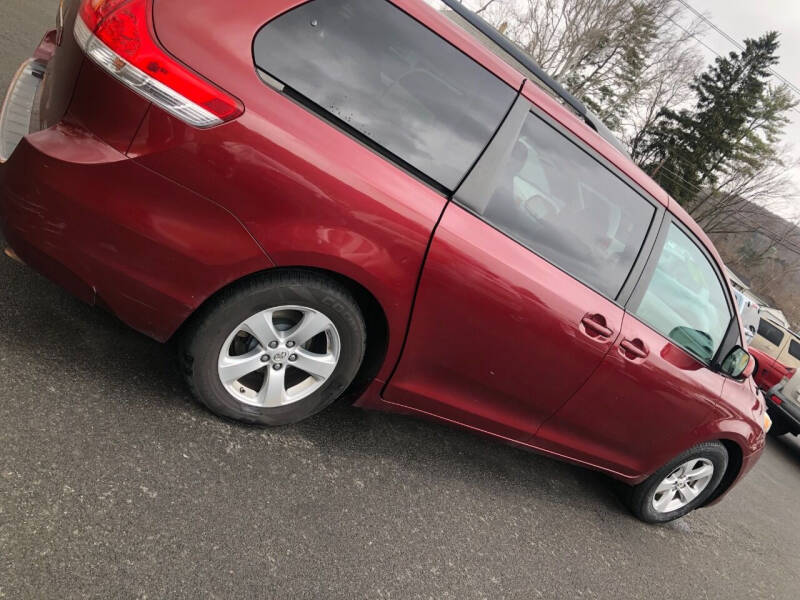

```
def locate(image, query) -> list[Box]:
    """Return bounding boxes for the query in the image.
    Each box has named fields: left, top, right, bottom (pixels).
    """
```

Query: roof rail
left=438, top=0, right=630, bottom=156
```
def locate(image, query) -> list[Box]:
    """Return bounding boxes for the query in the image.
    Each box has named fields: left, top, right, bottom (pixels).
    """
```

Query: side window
left=253, top=0, right=517, bottom=190
left=757, top=319, right=785, bottom=347
left=461, top=112, right=655, bottom=298
left=733, top=290, right=745, bottom=311
left=789, top=339, right=800, bottom=361
left=633, top=224, right=732, bottom=363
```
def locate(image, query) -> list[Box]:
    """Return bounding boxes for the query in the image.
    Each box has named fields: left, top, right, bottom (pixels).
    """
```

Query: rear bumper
left=0, top=58, right=46, bottom=163
left=1, top=38, right=272, bottom=341
left=765, top=389, right=800, bottom=434
left=1, top=125, right=270, bottom=341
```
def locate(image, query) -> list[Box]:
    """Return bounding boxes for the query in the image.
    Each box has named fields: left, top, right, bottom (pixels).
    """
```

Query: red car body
left=750, top=347, right=796, bottom=391
left=0, top=0, right=765, bottom=504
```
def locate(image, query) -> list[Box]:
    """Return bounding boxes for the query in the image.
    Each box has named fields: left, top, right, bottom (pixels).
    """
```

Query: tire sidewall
left=632, top=443, right=728, bottom=524
left=187, top=278, right=365, bottom=425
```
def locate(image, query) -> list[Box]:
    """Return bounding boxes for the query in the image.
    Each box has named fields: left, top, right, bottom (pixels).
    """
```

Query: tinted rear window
left=253, top=0, right=516, bottom=190
left=758, top=319, right=785, bottom=346
left=789, top=339, right=800, bottom=361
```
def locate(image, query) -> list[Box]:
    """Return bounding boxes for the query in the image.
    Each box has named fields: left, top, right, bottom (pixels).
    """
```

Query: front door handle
left=581, top=314, right=614, bottom=339
left=620, top=338, right=649, bottom=360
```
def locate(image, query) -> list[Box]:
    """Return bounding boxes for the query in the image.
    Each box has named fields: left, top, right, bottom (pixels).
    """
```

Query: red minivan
left=0, top=0, right=768, bottom=522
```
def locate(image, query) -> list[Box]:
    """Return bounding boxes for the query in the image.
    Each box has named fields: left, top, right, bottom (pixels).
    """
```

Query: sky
left=686, top=0, right=800, bottom=221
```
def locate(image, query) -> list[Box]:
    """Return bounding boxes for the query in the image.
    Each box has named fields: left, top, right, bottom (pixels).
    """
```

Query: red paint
left=1, top=0, right=764, bottom=501
left=383, top=204, right=625, bottom=441
left=83, top=0, right=243, bottom=122
left=750, top=347, right=794, bottom=391
left=535, top=314, right=741, bottom=479
left=66, top=60, right=151, bottom=153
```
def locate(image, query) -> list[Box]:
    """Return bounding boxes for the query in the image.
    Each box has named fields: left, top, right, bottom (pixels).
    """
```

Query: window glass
left=757, top=319, right=785, bottom=347
left=789, top=339, right=800, bottom=361
left=634, top=224, right=732, bottom=362
left=733, top=289, right=745, bottom=311
left=463, top=112, right=654, bottom=298
left=253, top=0, right=516, bottom=190
left=422, top=0, right=560, bottom=99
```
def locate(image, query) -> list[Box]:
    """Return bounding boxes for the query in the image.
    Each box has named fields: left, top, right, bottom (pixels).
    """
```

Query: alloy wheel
left=651, top=458, right=715, bottom=513
left=217, top=305, right=341, bottom=408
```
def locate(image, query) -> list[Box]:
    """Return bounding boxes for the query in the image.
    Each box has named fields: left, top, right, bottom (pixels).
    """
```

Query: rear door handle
left=581, top=314, right=614, bottom=339
left=620, top=338, right=649, bottom=360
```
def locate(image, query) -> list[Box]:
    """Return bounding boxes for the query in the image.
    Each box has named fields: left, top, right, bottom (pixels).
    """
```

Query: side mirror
left=741, top=354, right=756, bottom=379
left=720, top=345, right=753, bottom=379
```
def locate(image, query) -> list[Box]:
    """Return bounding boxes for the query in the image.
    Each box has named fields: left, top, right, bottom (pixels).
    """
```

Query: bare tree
left=474, top=0, right=501, bottom=14
left=465, top=0, right=705, bottom=137
left=689, top=148, right=799, bottom=235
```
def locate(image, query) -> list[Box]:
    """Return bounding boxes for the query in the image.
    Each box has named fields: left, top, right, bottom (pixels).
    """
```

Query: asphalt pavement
left=2, top=2, right=800, bottom=598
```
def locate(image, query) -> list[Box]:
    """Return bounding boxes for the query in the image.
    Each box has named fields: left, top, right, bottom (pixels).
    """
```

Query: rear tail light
left=78, top=0, right=128, bottom=31
left=74, top=0, right=243, bottom=127
left=771, top=394, right=782, bottom=406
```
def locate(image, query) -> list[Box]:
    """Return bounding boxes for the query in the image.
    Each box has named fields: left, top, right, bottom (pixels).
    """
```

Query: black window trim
left=251, top=0, right=521, bottom=196
left=626, top=213, right=737, bottom=369
left=453, top=95, right=666, bottom=307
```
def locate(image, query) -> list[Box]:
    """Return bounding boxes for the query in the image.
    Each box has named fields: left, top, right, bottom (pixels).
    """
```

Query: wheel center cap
left=273, top=350, right=288, bottom=361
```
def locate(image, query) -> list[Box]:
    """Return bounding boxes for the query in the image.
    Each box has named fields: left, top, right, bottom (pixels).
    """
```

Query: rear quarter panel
left=749, top=330, right=782, bottom=356
left=1, top=127, right=274, bottom=341
left=776, top=337, right=800, bottom=371
left=131, top=0, right=500, bottom=379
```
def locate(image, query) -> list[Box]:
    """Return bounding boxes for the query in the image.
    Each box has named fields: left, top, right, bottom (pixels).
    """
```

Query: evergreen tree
left=636, top=32, right=784, bottom=210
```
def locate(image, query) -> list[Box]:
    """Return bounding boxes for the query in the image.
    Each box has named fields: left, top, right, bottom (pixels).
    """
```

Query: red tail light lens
left=75, top=0, right=243, bottom=127
left=771, top=394, right=782, bottom=405
left=79, top=0, right=131, bottom=32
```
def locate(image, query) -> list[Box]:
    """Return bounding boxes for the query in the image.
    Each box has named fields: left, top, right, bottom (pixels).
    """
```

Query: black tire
left=180, top=271, right=366, bottom=425
left=626, top=441, right=728, bottom=524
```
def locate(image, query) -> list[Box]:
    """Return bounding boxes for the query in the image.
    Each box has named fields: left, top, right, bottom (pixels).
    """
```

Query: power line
left=675, top=0, right=800, bottom=97
left=627, top=1, right=800, bottom=263
left=659, top=3, right=800, bottom=117
left=655, top=163, right=705, bottom=193
left=631, top=1, right=800, bottom=206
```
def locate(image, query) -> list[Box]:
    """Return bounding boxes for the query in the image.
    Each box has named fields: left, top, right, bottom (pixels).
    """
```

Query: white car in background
left=733, top=289, right=760, bottom=344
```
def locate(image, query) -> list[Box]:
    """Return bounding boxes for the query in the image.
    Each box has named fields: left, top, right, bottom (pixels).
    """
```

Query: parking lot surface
left=2, top=2, right=800, bottom=598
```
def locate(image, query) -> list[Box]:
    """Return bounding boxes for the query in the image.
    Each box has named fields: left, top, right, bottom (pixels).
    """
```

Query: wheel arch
left=700, top=437, right=744, bottom=506
left=682, top=413, right=760, bottom=507
left=173, top=265, right=392, bottom=402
